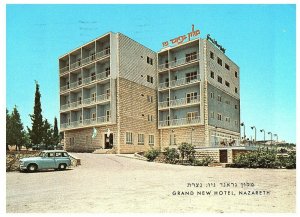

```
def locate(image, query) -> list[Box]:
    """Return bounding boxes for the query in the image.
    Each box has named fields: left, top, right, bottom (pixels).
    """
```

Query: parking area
left=6, top=153, right=296, bottom=213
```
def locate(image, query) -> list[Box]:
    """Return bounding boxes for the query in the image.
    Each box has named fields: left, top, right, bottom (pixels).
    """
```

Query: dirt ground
left=6, top=153, right=296, bottom=213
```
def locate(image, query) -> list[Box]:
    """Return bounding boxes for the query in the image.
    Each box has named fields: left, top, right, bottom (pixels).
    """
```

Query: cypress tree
left=53, top=117, right=59, bottom=146
left=28, top=81, right=44, bottom=146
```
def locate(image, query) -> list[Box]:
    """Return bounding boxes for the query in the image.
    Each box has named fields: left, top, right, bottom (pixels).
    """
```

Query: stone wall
left=118, top=77, right=159, bottom=153
left=65, top=125, right=118, bottom=152
left=160, top=125, right=205, bottom=151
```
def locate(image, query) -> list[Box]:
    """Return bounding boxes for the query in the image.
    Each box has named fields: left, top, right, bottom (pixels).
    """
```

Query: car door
left=40, top=152, right=56, bottom=169
left=55, top=152, right=64, bottom=167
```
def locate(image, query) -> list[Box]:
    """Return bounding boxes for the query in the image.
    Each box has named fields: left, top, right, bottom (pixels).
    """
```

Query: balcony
left=67, top=48, right=110, bottom=72
left=82, top=70, right=110, bottom=86
left=60, top=84, right=69, bottom=92
left=158, top=74, right=200, bottom=90
left=59, top=65, right=69, bottom=75
left=83, top=93, right=110, bottom=106
left=158, top=116, right=201, bottom=128
left=158, top=95, right=200, bottom=109
left=158, top=53, right=199, bottom=72
left=60, top=115, right=111, bottom=130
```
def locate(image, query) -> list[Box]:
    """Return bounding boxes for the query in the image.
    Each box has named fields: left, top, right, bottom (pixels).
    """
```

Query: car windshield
left=38, top=152, right=46, bottom=157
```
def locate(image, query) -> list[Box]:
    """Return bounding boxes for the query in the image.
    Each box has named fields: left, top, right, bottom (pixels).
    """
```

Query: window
left=147, top=56, right=153, bottom=65
left=186, top=71, right=197, bottom=83
left=91, top=72, right=96, bottom=81
left=210, top=71, right=215, bottom=79
left=105, top=47, right=110, bottom=55
left=69, top=137, right=75, bottom=145
left=217, top=57, right=222, bottom=66
left=210, top=51, right=214, bottom=59
left=78, top=77, right=82, bottom=85
left=225, top=81, right=230, bottom=87
left=149, top=135, right=155, bottom=145
left=92, top=113, right=96, bottom=121
left=106, top=110, right=110, bottom=121
left=225, top=117, right=231, bottom=122
left=210, top=111, right=214, bottom=118
left=126, top=132, right=133, bottom=144
left=147, top=75, right=154, bottom=84
left=225, top=63, right=230, bottom=70
left=187, top=112, right=197, bottom=122
left=217, top=76, right=223, bottom=84
left=235, top=87, right=238, bottom=93
left=225, top=100, right=230, bottom=105
left=186, top=92, right=198, bottom=103
left=235, top=71, right=238, bottom=78
left=147, top=95, right=153, bottom=103
left=91, top=92, right=96, bottom=102
left=48, top=152, right=55, bottom=157
left=79, top=115, right=82, bottom=123
left=78, top=96, right=82, bottom=104
left=234, top=120, right=238, bottom=127
left=186, top=52, right=197, bottom=62
left=106, top=89, right=110, bottom=99
left=55, top=152, right=62, bottom=157
left=105, top=67, right=110, bottom=77
left=138, top=134, right=144, bottom=145
left=148, top=115, right=153, bottom=122
left=165, top=60, right=169, bottom=68
left=235, top=104, right=238, bottom=109
left=217, top=95, right=222, bottom=102
left=210, top=92, right=214, bottom=99
left=217, top=113, right=222, bottom=121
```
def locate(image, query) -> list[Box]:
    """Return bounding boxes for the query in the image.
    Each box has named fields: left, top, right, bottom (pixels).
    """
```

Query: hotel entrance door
left=104, top=133, right=113, bottom=149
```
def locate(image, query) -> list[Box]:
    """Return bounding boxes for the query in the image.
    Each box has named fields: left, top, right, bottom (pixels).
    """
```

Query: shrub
left=144, top=148, right=160, bottom=162
left=178, top=143, right=195, bottom=164
left=164, top=147, right=179, bottom=164
left=285, top=152, right=296, bottom=169
left=233, top=149, right=296, bottom=169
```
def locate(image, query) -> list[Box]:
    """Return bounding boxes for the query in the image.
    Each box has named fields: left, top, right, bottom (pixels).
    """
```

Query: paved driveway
left=6, top=153, right=296, bottom=213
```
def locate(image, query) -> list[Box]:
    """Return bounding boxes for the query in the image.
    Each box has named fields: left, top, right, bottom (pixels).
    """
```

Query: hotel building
left=59, top=31, right=240, bottom=154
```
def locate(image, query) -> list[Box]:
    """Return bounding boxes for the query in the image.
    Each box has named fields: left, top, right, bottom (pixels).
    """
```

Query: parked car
left=19, top=150, right=72, bottom=172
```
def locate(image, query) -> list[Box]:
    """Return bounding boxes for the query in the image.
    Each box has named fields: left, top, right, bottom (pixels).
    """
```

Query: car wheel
left=27, top=164, right=37, bottom=172
left=58, top=163, right=67, bottom=170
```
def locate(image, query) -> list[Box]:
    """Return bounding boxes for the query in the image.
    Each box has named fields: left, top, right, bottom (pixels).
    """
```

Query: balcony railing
left=158, top=53, right=199, bottom=72
left=60, top=115, right=111, bottom=129
left=70, top=61, right=81, bottom=70
left=67, top=48, right=110, bottom=72
left=60, top=84, right=69, bottom=92
left=158, top=95, right=200, bottom=109
left=159, top=74, right=200, bottom=90
left=82, top=70, right=110, bottom=86
left=170, top=95, right=200, bottom=107
left=59, top=65, right=69, bottom=74
left=170, top=74, right=200, bottom=88
left=83, top=93, right=110, bottom=106
left=159, top=116, right=201, bottom=127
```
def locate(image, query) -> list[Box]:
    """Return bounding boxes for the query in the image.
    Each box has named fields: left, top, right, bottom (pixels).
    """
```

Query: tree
left=53, top=117, right=59, bottom=146
left=28, top=81, right=44, bottom=146
left=6, top=108, right=12, bottom=151
left=10, top=106, right=26, bottom=151
left=42, top=119, right=54, bottom=150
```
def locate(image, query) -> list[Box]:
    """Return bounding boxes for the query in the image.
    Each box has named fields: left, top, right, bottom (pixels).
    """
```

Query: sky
left=6, top=4, right=296, bottom=143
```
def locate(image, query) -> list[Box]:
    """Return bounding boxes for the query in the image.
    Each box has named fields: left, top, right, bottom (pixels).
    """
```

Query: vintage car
left=19, top=150, right=72, bottom=172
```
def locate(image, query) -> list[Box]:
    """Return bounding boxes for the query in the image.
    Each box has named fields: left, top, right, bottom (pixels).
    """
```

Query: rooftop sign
left=207, top=34, right=226, bottom=53
left=162, top=24, right=200, bottom=48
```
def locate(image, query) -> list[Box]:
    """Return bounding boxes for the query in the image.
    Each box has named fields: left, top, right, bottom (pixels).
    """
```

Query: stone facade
left=118, top=77, right=159, bottom=153
left=160, top=125, right=205, bottom=150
